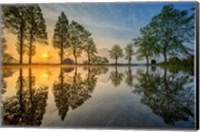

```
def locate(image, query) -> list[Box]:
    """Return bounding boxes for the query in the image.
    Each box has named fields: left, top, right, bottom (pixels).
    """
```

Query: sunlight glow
left=43, top=53, right=48, bottom=58
left=42, top=73, right=48, bottom=78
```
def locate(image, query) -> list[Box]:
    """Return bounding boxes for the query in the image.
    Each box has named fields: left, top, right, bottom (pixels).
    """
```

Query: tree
left=146, top=5, right=194, bottom=62
left=52, top=12, right=69, bottom=64
left=2, top=5, right=29, bottom=64
left=125, top=43, right=134, bottom=64
left=133, top=34, right=156, bottom=65
left=67, top=21, right=86, bottom=64
left=26, top=5, right=48, bottom=64
left=109, top=44, right=123, bottom=64
left=84, top=38, right=97, bottom=64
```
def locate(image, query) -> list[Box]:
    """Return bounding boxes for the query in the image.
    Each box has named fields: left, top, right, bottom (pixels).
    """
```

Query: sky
left=3, top=2, right=196, bottom=64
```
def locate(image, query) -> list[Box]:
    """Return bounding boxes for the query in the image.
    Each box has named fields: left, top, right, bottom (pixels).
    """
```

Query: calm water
left=2, top=66, right=195, bottom=129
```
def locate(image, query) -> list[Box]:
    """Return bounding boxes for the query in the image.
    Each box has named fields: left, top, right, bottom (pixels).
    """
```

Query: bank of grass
left=159, top=57, right=194, bottom=75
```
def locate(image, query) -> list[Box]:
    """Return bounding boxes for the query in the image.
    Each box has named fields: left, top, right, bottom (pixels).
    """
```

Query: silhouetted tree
left=52, top=12, right=69, bottom=64
left=109, top=44, right=123, bottom=64
left=2, top=5, right=29, bottom=64
left=67, top=21, right=86, bottom=64
left=26, top=5, right=48, bottom=64
left=84, top=38, right=97, bottom=64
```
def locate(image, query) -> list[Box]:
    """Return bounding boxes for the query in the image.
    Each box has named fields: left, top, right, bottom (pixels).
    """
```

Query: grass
left=159, top=57, right=194, bottom=75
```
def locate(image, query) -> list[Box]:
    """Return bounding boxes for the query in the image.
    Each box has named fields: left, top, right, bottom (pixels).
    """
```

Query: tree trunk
left=60, top=46, right=63, bottom=64
left=19, top=21, right=24, bottom=64
left=73, top=50, right=77, bottom=64
left=87, top=51, right=90, bottom=65
left=128, top=59, right=131, bottom=65
left=146, top=56, right=149, bottom=65
left=163, top=43, right=168, bottom=63
left=115, top=58, right=117, bottom=65
left=163, top=51, right=167, bottom=63
left=29, top=32, right=33, bottom=64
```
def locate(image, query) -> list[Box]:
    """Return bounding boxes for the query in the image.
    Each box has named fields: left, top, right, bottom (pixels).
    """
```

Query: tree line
left=2, top=4, right=102, bottom=65
left=2, top=4, right=194, bottom=65
left=108, top=5, right=194, bottom=65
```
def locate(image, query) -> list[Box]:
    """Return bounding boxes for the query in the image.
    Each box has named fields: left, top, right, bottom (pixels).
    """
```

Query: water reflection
left=2, top=69, right=16, bottom=94
left=125, top=66, right=135, bottom=87
left=2, top=66, right=195, bottom=128
left=133, top=68, right=194, bottom=125
left=109, top=66, right=124, bottom=87
left=3, top=68, right=49, bottom=126
left=53, top=66, right=107, bottom=121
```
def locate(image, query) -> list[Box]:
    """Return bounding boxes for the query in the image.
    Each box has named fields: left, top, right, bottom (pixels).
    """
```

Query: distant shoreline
left=2, top=63, right=159, bottom=69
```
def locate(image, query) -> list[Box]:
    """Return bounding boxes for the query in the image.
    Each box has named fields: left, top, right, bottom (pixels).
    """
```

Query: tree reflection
left=134, top=68, right=194, bottom=125
left=53, top=67, right=98, bottom=121
left=2, top=69, right=16, bottom=94
left=109, top=66, right=124, bottom=87
left=125, top=66, right=135, bottom=87
left=3, top=68, right=49, bottom=126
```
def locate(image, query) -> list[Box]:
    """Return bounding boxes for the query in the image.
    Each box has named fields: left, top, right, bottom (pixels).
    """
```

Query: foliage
left=52, top=12, right=69, bottom=64
left=109, top=44, right=123, bottom=64
left=146, top=5, right=194, bottom=62
left=2, top=5, right=29, bottom=64
left=67, top=21, right=89, bottom=64
left=26, top=5, right=48, bottom=64
left=83, top=38, right=97, bottom=64
left=125, top=43, right=134, bottom=64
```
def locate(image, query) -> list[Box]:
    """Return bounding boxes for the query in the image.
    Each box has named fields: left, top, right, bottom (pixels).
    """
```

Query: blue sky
left=38, top=2, right=195, bottom=63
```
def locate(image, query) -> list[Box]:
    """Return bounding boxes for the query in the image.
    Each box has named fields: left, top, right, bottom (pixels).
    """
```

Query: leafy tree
left=109, top=44, right=123, bottom=64
left=67, top=21, right=86, bottom=64
left=26, top=5, right=48, bottom=64
left=133, top=33, right=156, bottom=65
left=125, top=43, right=134, bottom=64
left=2, top=5, right=29, bottom=64
left=84, top=38, right=97, bottom=64
left=89, top=55, right=109, bottom=65
left=146, top=5, right=194, bottom=62
left=52, top=12, right=69, bottom=64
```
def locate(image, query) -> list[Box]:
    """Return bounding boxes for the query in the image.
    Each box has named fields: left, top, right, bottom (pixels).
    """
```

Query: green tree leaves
left=133, top=5, right=194, bottom=63
left=109, top=44, right=123, bottom=64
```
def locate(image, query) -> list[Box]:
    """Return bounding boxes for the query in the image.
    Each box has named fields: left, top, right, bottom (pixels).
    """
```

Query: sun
left=42, top=53, right=48, bottom=58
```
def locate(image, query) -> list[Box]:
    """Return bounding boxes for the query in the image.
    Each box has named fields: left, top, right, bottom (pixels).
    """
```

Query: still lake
left=2, top=66, right=195, bottom=129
